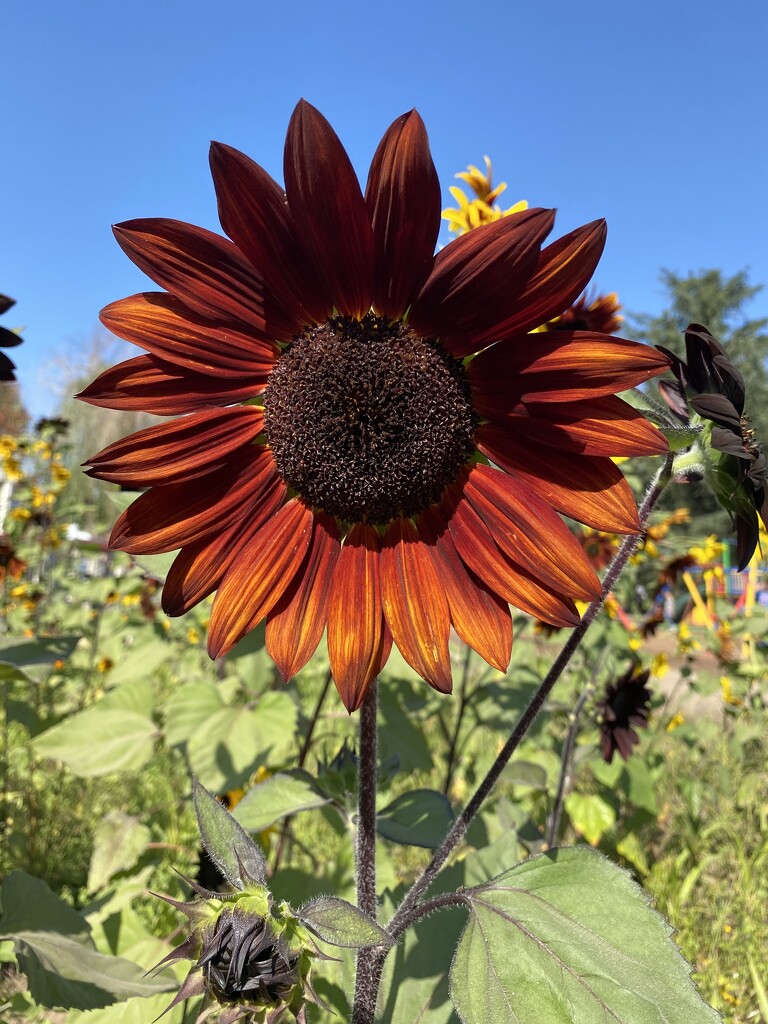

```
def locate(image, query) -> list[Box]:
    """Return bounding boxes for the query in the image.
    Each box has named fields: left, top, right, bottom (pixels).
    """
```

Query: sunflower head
left=0, top=294, right=24, bottom=383
left=543, top=289, right=623, bottom=335
left=596, top=666, right=653, bottom=763
left=658, top=324, right=768, bottom=569
left=79, top=101, right=670, bottom=711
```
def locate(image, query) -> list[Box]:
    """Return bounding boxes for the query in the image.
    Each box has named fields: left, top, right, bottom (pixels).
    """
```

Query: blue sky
left=3, top=0, right=767, bottom=421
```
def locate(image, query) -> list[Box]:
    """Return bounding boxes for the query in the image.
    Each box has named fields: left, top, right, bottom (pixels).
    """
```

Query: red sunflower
left=79, top=101, right=669, bottom=712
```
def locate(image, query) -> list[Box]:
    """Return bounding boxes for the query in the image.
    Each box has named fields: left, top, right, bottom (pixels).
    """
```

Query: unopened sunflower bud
left=153, top=883, right=320, bottom=1024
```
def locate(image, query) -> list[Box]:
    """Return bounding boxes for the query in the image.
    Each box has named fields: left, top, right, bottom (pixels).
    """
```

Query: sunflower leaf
left=296, top=897, right=394, bottom=949
left=449, top=847, right=720, bottom=1024
left=192, top=778, right=267, bottom=889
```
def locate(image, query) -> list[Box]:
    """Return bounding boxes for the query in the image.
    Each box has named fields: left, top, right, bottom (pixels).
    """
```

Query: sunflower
left=596, top=666, right=653, bottom=763
left=79, top=101, right=669, bottom=711
left=658, top=323, right=768, bottom=569
left=0, top=294, right=24, bottom=383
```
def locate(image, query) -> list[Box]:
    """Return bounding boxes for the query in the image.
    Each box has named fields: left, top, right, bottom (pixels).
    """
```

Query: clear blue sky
left=4, top=0, right=767, bottom=421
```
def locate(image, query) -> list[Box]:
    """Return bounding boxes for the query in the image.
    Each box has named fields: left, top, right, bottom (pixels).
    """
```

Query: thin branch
left=544, top=681, right=596, bottom=847
left=442, top=644, right=474, bottom=794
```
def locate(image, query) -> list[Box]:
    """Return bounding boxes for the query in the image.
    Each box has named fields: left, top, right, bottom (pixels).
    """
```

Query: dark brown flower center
left=264, top=313, right=476, bottom=524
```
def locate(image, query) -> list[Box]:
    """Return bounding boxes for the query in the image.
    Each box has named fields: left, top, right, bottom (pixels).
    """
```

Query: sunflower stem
left=544, top=680, right=596, bottom=847
left=352, top=678, right=379, bottom=1023
left=360, top=454, right=674, bottom=1006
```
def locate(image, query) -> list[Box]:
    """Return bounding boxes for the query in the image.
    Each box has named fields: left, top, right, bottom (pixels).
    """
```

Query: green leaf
left=564, top=792, right=616, bottom=845
left=33, top=708, right=157, bottom=777
left=502, top=760, right=548, bottom=790
left=616, top=832, right=650, bottom=876
left=232, top=770, right=330, bottom=832
left=163, top=680, right=224, bottom=749
left=192, top=778, right=267, bottom=888
left=450, top=848, right=720, bottom=1024
left=0, top=636, right=80, bottom=682
left=186, top=695, right=298, bottom=792
left=297, top=897, right=393, bottom=949
left=105, top=639, right=169, bottom=687
left=377, top=790, right=454, bottom=849
left=0, top=872, right=171, bottom=1011
left=87, top=812, right=151, bottom=893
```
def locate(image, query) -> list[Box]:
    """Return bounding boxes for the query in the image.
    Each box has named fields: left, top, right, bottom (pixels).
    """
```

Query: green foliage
left=449, top=849, right=721, bottom=1024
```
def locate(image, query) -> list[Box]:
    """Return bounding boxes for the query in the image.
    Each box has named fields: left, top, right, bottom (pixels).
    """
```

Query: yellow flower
left=720, top=676, right=742, bottom=707
left=51, top=461, right=71, bottom=487
left=603, top=595, right=619, bottom=619
left=688, top=534, right=724, bottom=565
left=628, top=637, right=642, bottom=651
left=9, top=507, right=31, bottom=521
left=186, top=626, right=200, bottom=644
left=442, top=156, right=528, bottom=235
left=677, top=622, right=700, bottom=654
left=666, top=713, right=684, bottom=731
left=650, top=652, right=668, bottom=678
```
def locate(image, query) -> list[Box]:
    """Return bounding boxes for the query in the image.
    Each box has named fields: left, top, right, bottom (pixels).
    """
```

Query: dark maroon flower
left=597, top=666, right=652, bottom=762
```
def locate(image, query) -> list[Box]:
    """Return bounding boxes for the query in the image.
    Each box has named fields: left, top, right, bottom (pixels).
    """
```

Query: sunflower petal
left=266, top=512, right=341, bottom=682
left=410, top=208, right=555, bottom=347
left=85, top=406, right=264, bottom=487
left=209, top=142, right=331, bottom=325
left=208, top=499, right=314, bottom=658
left=75, top=355, right=262, bottom=415
left=447, top=489, right=581, bottom=627
left=464, top=465, right=601, bottom=601
left=380, top=518, right=452, bottom=692
left=162, top=476, right=288, bottom=615
left=326, top=523, right=386, bottom=712
left=469, top=331, right=670, bottom=403
left=477, top=423, right=640, bottom=532
left=462, top=220, right=607, bottom=350
left=419, top=507, right=512, bottom=673
left=365, top=110, right=441, bottom=319
left=284, top=100, right=373, bottom=319
left=113, top=219, right=297, bottom=338
left=482, top=394, right=669, bottom=457
left=100, top=293, right=278, bottom=379
left=110, top=449, right=278, bottom=554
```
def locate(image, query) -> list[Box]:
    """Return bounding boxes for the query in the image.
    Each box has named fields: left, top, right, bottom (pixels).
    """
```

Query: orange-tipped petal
left=477, top=423, right=641, bottom=533
left=208, top=499, right=314, bottom=658
left=100, top=292, right=278, bottom=379
left=110, top=448, right=277, bottom=554
left=75, top=354, right=262, bottom=415
left=464, top=464, right=601, bottom=602
left=380, top=518, right=452, bottom=693
left=209, top=142, right=331, bottom=325
left=469, top=331, right=671, bottom=403
left=113, top=219, right=296, bottom=340
left=447, top=489, right=581, bottom=627
left=487, top=395, right=669, bottom=457
left=162, top=476, right=287, bottom=616
left=284, top=100, right=373, bottom=319
left=266, top=512, right=341, bottom=682
left=85, top=406, right=264, bottom=487
left=419, top=506, right=512, bottom=673
left=326, top=523, right=386, bottom=712
left=410, top=208, right=555, bottom=346
left=459, top=220, right=607, bottom=351
left=365, top=110, right=441, bottom=319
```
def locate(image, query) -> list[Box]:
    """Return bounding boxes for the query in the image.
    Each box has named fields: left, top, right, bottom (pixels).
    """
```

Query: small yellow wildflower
left=186, top=626, right=200, bottom=645
left=628, top=637, right=642, bottom=651
left=650, top=653, right=669, bottom=678
left=677, top=622, right=701, bottom=654
left=666, top=713, right=685, bottom=731
left=688, top=535, right=724, bottom=565
left=720, top=676, right=742, bottom=707
left=603, top=595, right=619, bottom=619
left=9, top=507, right=31, bottom=521
left=10, top=583, right=27, bottom=598
left=51, top=461, right=71, bottom=487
